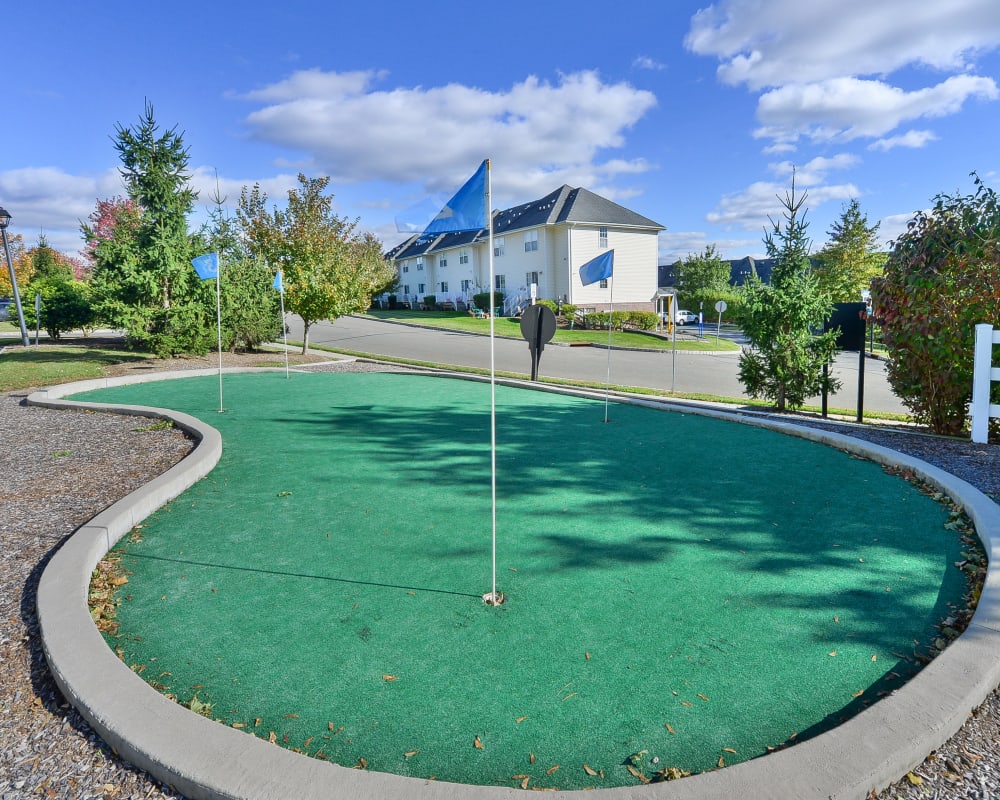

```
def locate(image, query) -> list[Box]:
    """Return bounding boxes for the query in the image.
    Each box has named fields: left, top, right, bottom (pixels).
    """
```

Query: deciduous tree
left=237, top=174, right=395, bottom=352
left=871, top=173, right=1000, bottom=435
left=675, top=244, right=740, bottom=316
left=0, top=231, right=30, bottom=298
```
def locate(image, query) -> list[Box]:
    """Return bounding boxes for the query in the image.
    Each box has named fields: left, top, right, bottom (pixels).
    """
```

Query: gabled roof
left=492, top=185, right=664, bottom=234
left=554, top=187, right=664, bottom=230
left=387, top=184, right=664, bottom=257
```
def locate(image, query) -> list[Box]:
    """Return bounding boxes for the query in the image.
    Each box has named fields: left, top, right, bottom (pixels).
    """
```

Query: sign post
left=714, top=300, right=728, bottom=345
left=519, top=304, right=557, bottom=381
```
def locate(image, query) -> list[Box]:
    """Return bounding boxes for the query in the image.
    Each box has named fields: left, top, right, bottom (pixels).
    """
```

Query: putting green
left=76, top=372, right=966, bottom=790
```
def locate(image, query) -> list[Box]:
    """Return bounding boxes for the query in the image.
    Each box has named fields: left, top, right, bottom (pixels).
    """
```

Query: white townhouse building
left=384, top=185, right=665, bottom=315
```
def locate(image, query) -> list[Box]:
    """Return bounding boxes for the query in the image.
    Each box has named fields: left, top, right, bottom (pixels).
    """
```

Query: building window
left=416, top=258, right=424, bottom=271
left=440, top=281, right=448, bottom=293
left=495, top=274, right=506, bottom=291
left=461, top=279, right=472, bottom=292
left=402, top=264, right=409, bottom=273
left=459, top=249, right=469, bottom=264
left=418, top=283, right=425, bottom=294
left=403, top=284, right=410, bottom=296
left=494, top=236, right=505, bottom=257
left=524, top=230, right=538, bottom=252
left=526, top=271, right=539, bottom=287
left=599, top=227, right=608, bottom=248
left=599, top=278, right=608, bottom=289
left=439, top=256, right=447, bottom=268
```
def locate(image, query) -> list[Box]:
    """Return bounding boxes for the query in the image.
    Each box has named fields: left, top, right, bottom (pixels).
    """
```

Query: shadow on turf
left=258, top=377, right=966, bottom=663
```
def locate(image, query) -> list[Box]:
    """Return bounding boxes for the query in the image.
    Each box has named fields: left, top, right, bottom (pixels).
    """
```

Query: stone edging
left=29, top=369, right=1000, bottom=800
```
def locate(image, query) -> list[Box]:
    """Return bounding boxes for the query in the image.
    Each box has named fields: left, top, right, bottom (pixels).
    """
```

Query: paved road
left=289, top=315, right=906, bottom=415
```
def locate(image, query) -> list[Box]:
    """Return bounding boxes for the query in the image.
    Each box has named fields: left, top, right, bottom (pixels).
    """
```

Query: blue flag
left=396, top=161, right=488, bottom=235
left=273, top=270, right=284, bottom=293
left=579, top=250, right=614, bottom=286
left=191, top=252, right=219, bottom=280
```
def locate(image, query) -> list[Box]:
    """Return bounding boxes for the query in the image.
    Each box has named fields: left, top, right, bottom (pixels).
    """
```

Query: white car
left=675, top=310, right=698, bottom=325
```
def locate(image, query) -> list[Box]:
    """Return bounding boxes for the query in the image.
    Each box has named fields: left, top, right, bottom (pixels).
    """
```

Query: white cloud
left=241, top=69, right=658, bottom=205
left=686, top=0, right=1000, bottom=91
left=658, top=231, right=762, bottom=262
left=686, top=1, right=1000, bottom=150
left=869, top=130, right=939, bottom=151
left=753, top=75, right=997, bottom=145
left=633, top=56, right=667, bottom=71
left=878, top=211, right=925, bottom=248
left=0, top=167, right=124, bottom=256
left=707, top=156, right=860, bottom=230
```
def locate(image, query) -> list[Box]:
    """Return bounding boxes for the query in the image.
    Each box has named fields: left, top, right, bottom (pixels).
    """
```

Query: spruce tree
left=88, top=102, right=212, bottom=355
left=737, top=175, right=840, bottom=411
left=813, top=199, right=885, bottom=302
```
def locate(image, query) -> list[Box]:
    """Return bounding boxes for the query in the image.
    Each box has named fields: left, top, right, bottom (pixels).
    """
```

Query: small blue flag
left=191, top=252, right=219, bottom=280
left=396, top=160, right=488, bottom=235
left=579, top=250, right=614, bottom=286
left=273, top=270, right=284, bottom=293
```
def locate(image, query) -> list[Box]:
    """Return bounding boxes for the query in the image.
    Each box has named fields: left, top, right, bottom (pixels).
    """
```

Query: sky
left=4, top=0, right=1000, bottom=268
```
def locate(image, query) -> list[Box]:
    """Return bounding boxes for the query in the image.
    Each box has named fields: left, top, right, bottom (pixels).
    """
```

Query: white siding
left=569, top=225, right=658, bottom=309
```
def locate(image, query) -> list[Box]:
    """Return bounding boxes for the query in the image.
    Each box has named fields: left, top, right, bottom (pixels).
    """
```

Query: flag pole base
left=482, top=591, right=505, bottom=606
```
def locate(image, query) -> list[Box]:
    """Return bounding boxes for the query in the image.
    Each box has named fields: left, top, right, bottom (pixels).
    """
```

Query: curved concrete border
left=30, top=369, right=1000, bottom=800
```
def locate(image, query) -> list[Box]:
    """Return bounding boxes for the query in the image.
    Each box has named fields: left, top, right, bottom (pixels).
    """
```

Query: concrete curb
left=30, top=369, right=1000, bottom=800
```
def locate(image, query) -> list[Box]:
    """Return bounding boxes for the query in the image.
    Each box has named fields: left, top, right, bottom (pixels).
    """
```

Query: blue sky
left=4, top=0, right=1000, bottom=266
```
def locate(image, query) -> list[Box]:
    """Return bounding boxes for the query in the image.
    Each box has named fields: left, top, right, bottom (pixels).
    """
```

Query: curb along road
left=291, top=315, right=906, bottom=415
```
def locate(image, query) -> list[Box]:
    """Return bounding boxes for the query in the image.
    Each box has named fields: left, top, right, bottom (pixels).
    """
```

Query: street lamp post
left=0, top=207, right=30, bottom=346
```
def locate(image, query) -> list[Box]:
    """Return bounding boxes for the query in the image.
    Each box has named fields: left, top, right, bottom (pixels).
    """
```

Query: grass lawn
left=0, top=344, right=152, bottom=392
left=363, top=310, right=740, bottom=351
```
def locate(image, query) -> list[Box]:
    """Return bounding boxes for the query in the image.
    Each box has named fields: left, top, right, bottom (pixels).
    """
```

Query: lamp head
left=0, top=207, right=10, bottom=230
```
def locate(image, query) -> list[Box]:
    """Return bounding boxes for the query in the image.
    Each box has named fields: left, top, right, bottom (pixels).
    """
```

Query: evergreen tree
left=813, top=199, right=886, bottom=302
left=27, top=234, right=75, bottom=282
left=198, top=192, right=281, bottom=351
left=738, top=175, right=841, bottom=411
left=87, top=102, right=213, bottom=355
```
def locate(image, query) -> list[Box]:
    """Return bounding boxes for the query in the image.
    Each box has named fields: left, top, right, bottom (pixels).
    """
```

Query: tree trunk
left=301, top=320, right=311, bottom=355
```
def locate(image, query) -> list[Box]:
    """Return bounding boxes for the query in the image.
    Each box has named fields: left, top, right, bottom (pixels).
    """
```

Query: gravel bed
left=1, top=359, right=997, bottom=799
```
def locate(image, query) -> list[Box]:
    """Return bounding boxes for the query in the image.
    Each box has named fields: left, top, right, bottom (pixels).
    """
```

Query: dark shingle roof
left=387, top=184, right=663, bottom=257
left=554, top=187, right=663, bottom=230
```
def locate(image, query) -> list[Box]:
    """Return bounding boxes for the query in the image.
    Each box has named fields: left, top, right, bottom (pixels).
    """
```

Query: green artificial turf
left=75, top=372, right=967, bottom=790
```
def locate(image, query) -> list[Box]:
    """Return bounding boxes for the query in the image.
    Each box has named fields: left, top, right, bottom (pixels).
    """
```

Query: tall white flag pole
left=604, top=277, right=613, bottom=423
left=215, top=255, right=224, bottom=413
left=485, top=159, right=501, bottom=605
left=279, top=271, right=289, bottom=378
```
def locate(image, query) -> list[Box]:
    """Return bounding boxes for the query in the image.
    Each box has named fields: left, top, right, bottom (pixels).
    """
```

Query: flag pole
left=279, top=270, right=289, bottom=378
left=216, top=255, right=224, bottom=413
left=604, top=277, right=613, bottom=423
left=484, top=159, right=502, bottom=606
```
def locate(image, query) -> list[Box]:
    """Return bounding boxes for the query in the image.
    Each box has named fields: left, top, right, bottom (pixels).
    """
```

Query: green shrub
left=535, top=299, right=557, bottom=313
left=220, top=256, right=281, bottom=351
left=22, top=277, right=95, bottom=339
left=421, top=294, right=436, bottom=308
left=583, top=310, right=658, bottom=331
left=872, top=174, right=1000, bottom=434
left=472, top=291, right=504, bottom=311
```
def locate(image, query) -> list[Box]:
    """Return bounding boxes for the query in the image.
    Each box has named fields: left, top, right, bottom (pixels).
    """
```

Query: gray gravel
left=1, top=360, right=998, bottom=799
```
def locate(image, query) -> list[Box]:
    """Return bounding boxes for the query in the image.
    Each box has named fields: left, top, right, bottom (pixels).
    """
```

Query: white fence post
left=970, top=323, right=1000, bottom=444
